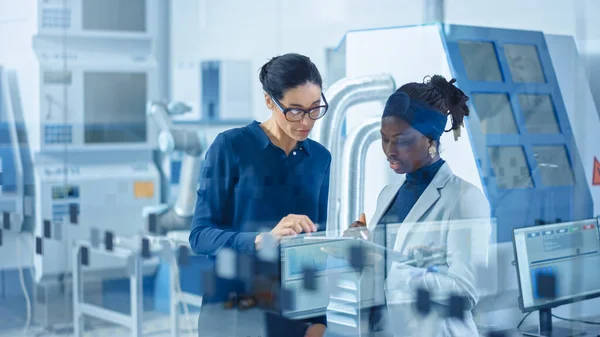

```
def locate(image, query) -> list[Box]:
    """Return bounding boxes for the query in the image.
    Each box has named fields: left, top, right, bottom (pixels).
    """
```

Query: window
left=458, top=41, right=503, bottom=82
left=488, top=146, right=533, bottom=189
left=532, top=146, right=575, bottom=186
left=472, top=93, right=518, bottom=134
left=504, top=44, right=546, bottom=83
left=518, top=94, right=560, bottom=134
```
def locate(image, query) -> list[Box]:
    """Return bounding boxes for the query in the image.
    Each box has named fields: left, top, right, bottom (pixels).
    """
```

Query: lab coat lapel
left=368, top=178, right=404, bottom=232
left=392, top=163, right=453, bottom=253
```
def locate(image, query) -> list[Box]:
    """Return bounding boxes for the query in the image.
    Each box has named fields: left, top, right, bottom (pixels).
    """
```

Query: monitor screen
left=82, top=0, right=146, bottom=32
left=83, top=72, right=147, bottom=144
left=513, top=219, right=600, bottom=311
left=279, top=237, right=353, bottom=319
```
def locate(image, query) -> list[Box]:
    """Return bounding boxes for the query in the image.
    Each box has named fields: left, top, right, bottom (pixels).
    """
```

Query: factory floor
left=0, top=308, right=199, bottom=337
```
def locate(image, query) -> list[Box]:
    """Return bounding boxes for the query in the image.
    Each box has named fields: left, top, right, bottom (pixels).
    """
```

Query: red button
left=583, top=224, right=595, bottom=230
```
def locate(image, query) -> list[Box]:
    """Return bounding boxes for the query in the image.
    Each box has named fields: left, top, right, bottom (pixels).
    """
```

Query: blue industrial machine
left=317, top=24, right=600, bottom=334
left=332, top=24, right=598, bottom=243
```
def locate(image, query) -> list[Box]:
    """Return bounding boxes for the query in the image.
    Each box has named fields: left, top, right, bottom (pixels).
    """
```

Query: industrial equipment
left=144, top=100, right=207, bottom=235
left=323, top=23, right=600, bottom=334
left=331, top=24, right=598, bottom=243
left=513, top=218, right=600, bottom=336
left=0, top=0, right=168, bottom=329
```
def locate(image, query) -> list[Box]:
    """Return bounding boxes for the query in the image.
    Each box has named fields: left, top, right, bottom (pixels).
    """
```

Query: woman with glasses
left=190, top=53, right=330, bottom=337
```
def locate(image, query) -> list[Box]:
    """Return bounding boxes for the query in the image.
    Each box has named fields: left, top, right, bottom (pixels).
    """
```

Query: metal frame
left=72, top=237, right=204, bottom=337
left=168, top=240, right=203, bottom=337
left=72, top=240, right=144, bottom=337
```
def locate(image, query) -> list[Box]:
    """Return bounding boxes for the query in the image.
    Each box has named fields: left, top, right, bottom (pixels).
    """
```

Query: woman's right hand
left=255, top=214, right=317, bottom=249
left=272, top=214, right=317, bottom=239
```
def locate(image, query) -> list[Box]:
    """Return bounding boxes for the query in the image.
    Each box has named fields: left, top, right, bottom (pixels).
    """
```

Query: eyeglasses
left=270, top=92, right=329, bottom=122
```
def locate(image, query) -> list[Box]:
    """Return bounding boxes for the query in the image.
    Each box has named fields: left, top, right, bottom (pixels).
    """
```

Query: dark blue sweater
left=189, top=121, right=331, bottom=256
left=189, top=120, right=331, bottom=327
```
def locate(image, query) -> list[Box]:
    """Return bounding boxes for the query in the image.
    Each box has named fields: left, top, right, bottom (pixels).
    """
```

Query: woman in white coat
left=348, top=75, right=491, bottom=337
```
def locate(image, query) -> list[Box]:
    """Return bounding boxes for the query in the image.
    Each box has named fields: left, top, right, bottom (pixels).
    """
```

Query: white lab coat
left=367, top=162, right=491, bottom=337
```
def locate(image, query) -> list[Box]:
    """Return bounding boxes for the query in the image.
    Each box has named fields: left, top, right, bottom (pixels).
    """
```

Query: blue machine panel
left=443, top=25, right=593, bottom=242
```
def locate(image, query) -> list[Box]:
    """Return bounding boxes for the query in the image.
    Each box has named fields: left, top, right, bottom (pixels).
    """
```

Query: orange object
left=134, top=181, right=154, bottom=198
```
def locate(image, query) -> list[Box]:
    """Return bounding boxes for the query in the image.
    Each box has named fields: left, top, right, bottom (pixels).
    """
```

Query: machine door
left=443, top=25, right=593, bottom=242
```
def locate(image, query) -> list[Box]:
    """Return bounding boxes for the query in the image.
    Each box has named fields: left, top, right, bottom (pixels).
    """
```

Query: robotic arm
left=145, top=101, right=207, bottom=234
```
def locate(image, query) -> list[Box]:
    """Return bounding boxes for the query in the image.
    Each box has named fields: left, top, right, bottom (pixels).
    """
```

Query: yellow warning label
left=134, top=181, right=154, bottom=199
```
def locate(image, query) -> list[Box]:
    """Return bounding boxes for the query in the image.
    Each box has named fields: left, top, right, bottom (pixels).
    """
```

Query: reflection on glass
left=472, top=93, right=518, bottom=134
left=504, top=44, right=546, bottom=83
left=458, top=41, right=503, bottom=82
left=532, top=146, right=575, bottom=186
left=519, top=94, right=560, bottom=134
left=488, top=146, right=533, bottom=189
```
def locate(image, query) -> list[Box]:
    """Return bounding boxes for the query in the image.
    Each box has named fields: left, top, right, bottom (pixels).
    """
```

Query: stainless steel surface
left=311, top=75, right=396, bottom=232
left=340, top=118, right=382, bottom=230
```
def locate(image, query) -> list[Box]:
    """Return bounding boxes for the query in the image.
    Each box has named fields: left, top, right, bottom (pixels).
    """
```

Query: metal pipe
left=340, top=118, right=382, bottom=230
left=311, top=75, right=395, bottom=232
left=173, top=155, right=203, bottom=218
left=423, top=0, right=445, bottom=24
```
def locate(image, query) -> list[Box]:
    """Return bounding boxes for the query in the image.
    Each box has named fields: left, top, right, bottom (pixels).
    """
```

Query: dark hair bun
left=259, top=53, right=322, bottom=100
left=259, top=56, right=279, bottom=88
left=428, top=75, right=469, bottom=112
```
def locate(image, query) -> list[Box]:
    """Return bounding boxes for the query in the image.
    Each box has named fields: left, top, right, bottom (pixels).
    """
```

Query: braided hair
left=398, top=75, right=470, bottom=140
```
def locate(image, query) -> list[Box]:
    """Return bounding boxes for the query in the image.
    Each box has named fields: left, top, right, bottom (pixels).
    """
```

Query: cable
left=517, top=311, right=533, bottom=330
left=17, top=233, right=32, bottom=336
left=552, top=314, right=600, bottom=326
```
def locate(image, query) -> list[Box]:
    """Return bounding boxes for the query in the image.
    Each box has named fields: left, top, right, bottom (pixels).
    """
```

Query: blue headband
left=382, top=91, right=448, bottom=141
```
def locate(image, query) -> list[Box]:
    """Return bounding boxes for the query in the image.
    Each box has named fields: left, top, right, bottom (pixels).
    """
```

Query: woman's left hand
left=304, top=323, right=326, bottom=337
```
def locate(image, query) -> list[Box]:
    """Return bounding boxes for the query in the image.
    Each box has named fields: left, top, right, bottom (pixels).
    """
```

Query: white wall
left=170, top=0, right=600, bottom=119
left=170, top=0, right=424, bottom=121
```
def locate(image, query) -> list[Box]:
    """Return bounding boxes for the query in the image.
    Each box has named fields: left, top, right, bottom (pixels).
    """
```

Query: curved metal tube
left=146, top=100, right=207, bottom=232
left=311, top=75, right=395, bottom=231
left=340, top=118, right=382, bottom=230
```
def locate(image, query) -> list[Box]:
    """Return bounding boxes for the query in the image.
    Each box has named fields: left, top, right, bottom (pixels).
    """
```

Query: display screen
left=44, top=71, right=72, bottom=85
left=472, top=93, right=518, bottom=134
left=532, top=146, right=575, bottom=187
left=504, top=44, right=546, bottom=83
left=84, top=72, right=147, bottom=144
left=458, top=41, right=503, bottom=82
left=488, top=146, right=533, bottom=189
left=52, top=185, right=79, bottom=199
left=82, top=0, right=146, bottom=32
left=514, top=220, right=600, bottom=310
left=519, top=94, right=560, bottom=134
